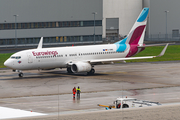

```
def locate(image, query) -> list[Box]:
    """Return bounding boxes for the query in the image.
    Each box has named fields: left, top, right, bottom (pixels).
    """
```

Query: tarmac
left=0, top=61, right=180, bottom=119
left=11, top=104, right=180, bottom=120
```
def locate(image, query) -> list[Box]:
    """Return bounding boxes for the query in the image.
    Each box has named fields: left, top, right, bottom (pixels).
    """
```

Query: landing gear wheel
left=67, top=67, right=73, bottom=74
left=87, top=68, right=95, bottom=75
left=19, top=73, right=23, bottom=77
left=91, top=69, right=95, bottom=74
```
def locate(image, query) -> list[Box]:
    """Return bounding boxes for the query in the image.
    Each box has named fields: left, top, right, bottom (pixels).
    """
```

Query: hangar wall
left=144, top=0, right=180, bottom=40
left=0, top=0, right=103, bottom=23
left=0, top=0, right=102, bottom=40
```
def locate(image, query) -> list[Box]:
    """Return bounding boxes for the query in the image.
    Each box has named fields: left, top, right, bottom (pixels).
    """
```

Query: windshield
left=116, top=100, right=121, bottom=104
left=11, top=56, right=21, bottom=59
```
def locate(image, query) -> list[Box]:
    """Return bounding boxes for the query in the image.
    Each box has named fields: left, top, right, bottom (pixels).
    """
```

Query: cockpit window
left=11, top=56, right=21, bottom=59
left=16, top=56, right=21, bottom=59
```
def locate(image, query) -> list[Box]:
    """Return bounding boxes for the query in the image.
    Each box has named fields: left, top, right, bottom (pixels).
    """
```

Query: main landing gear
left=87, top=68, right=95, bottom=75
left=67, top=67, right=73, bottom=74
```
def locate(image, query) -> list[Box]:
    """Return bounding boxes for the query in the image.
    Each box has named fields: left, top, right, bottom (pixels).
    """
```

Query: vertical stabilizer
left=127, top=8, right=149, bottom=45
left=114, top=8, right=149, bottom=57
left=115, top=8, right=149, bottom=46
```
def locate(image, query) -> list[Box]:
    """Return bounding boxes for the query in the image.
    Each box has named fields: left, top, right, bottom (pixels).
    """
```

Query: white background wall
left=102, top=0, right=142, bottom=38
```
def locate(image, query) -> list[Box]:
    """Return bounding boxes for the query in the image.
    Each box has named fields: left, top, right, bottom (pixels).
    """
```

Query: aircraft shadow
left=1, top=71, right=107, bottom=80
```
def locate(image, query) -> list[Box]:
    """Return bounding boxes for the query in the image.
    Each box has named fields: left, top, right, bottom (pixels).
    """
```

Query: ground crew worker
left=72, top=87, right=76, bottom=98
left=76, top=86, right=81, bottom=98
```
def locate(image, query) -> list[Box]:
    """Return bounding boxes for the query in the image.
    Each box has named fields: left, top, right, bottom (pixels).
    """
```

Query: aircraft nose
left=4, top=59, right=11, bottom=68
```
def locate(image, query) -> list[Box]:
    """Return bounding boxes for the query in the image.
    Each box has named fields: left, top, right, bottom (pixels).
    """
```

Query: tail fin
left=116, top=8, right=149, bottom=46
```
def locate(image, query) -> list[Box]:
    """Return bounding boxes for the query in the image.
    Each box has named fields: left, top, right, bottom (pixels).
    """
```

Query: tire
left=91, top=69, right=95, bottom=74
left=19, top=73, right=23, bottom=77
left=67, top=67, right=73, bottom=73
left=87, top=68, right=95, bottom=75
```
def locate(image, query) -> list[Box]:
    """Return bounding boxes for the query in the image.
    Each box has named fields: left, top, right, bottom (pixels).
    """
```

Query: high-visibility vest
left=76, top=88, right=81, bottom=92
left=73, top=88, right=76, bottom=93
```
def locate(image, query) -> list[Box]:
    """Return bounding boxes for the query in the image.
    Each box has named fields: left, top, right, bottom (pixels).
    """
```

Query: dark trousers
left=77, top=93, right=80, bottom=98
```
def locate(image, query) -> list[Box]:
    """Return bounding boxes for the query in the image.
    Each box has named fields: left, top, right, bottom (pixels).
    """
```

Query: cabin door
left=27, top=52, right=33, bottom=63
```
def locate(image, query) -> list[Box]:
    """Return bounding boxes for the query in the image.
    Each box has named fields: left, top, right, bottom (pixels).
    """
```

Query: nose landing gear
left=12, top=70, right=24, bottom=77
left=18, top=72, right=23, bottom=77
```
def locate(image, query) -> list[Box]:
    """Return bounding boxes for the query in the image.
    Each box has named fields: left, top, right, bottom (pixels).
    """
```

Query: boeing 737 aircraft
left=4, top=8, right=169, bottom=77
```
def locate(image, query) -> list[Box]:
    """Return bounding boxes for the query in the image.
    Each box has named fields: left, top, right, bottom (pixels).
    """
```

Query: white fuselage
left=4, top=44, right=130, bottom=70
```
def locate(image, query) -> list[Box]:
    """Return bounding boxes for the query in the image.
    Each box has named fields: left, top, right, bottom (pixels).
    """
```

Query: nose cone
left=4, top=59, right=11, bottom=68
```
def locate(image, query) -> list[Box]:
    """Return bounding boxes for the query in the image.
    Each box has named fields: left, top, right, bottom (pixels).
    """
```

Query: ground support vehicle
left=98, top=97, right=161, bottom=109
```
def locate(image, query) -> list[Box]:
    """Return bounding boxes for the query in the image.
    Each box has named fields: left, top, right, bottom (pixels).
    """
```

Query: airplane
left=4, top=8, right=169, bottom=77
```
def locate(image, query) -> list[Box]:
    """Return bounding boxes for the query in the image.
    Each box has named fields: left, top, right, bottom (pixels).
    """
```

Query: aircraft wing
left=90, top=56, right=155, bottom=63
left=90, top=43, right=169, bottom=63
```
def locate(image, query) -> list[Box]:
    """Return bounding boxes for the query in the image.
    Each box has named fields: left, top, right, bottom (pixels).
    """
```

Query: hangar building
left=0, top=0, right=142, bottom=47
left=0, top=0, right=179, bottom=47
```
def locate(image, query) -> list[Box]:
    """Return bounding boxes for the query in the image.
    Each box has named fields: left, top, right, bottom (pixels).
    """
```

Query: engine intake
left=71, top=62, right=91, bottom=73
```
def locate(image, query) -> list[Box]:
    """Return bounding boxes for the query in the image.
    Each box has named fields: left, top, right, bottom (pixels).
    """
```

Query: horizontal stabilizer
left=138, top=43, right=173, bottom=48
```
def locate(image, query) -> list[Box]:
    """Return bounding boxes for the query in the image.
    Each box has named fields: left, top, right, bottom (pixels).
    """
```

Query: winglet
left=156, top=43, right=169, bottom=57
left=37, top=37, right=43, bottom=49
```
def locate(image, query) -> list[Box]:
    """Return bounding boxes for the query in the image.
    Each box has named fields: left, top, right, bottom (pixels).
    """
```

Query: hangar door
left=106, top=18, right=119, bottom=41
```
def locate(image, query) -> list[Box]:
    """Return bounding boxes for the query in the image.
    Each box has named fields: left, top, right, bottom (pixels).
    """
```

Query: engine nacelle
left=71, top=62, right=92, bottom=73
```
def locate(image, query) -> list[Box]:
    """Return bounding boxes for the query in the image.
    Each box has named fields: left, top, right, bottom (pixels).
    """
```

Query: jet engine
left=71, top=62, right=92, bottom=73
